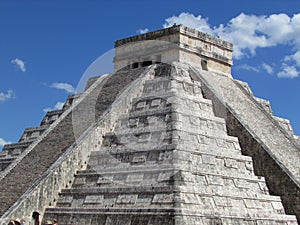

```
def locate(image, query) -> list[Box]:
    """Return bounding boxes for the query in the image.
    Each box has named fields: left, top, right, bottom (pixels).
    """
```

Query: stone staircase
left=0, top=94, right=81, bottom=173
left=0, top=66, right=145, bottom=219
left=42, top=63, right=298, bottom=224
left=191, top=63, right=300, bottom=223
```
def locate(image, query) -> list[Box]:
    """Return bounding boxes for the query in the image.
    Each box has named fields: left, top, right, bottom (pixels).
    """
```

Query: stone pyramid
left=0, top=25, right=299, bottom=225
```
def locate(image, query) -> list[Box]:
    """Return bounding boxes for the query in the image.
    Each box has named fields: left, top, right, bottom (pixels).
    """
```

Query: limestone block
left=97, top=176, right=113, bottom=184
left=245, top=161, right=254, bottom=172
left=213, top=196, right=232, bottom=207
left=233, top=179, right=251, bottom=189
left=258, top=182, right=270, bottom=194
left=158, top=151, right=172, bottom=162
left=150, top=99, right=161, bottom=107
left=116, top=194, right=138, bottom=204
left=128, top=118, right=138, bottom=127
left=189, top=116, right=200, bottom=126
left=207, top=120, right=216, bottom=129
left=244, top=199, right=263, bottom=209
left=126, top=173, right=144, bottom=183
left=197, top=135, right=211, bottom=145
left=136, top=195, right=153, bottom=205
left=152, top=194, right=173, bottom=203
left=73, top=177, right=85, bottom=186
left=182, top=82, right=194, bottom=95
left=158, top=171, right=174, bottom=182
left=58, top=195, right=73, bottom=204
left=132, top=155, right=147, bottom=164
left=143, top=173, right=158, bottom=185
left=136, top=101, right=147, bottom=109
left=184, top=193, right=200, bottom=204
left=233, top=141, right=241, bottom=150
left=103, top=196, right=117, bottom=206
left=199, top=102, right=213, bottom=112
left=224, top=158, right=238, bottom=169
left=206, top=175, right=224, bottom=186
left=84, top=195, right=104, bottom=204
left=201, top=154, right=216, bottom=165
left=71, top=197, right=84, bottom=207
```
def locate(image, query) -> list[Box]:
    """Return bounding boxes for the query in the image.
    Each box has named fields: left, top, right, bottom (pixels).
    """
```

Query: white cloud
left=277, top=64, right=299, bottom=78
left=50, top=82, right=75, bottom=93
left=163, top=12, right=212, bottom=34
left=0, top=90, right=15, bottom=102
left=284, top=51, right=300, bottom=67
left=262, top=63, right=274, bottom=74
left=137, top=28, right=149, bottom=34
left=43, top=101, right=65, bottom=113
left=0, top=137, right=11, bottom=147
left=54, top=101, right=65, bottom=109
left=235, top=64, right=259, bottom=72
left=164, top=12, right=300, bottom=60
left=11, top=58, right=26, bottom=72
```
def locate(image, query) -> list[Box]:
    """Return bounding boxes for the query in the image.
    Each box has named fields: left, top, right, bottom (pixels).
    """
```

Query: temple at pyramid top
left=114, top=24, right=233, bottom=75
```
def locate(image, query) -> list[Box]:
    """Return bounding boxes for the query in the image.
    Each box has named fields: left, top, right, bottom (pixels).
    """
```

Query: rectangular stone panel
left=97, top=176, right=113, bottom=184
left=136, top=195, right=153, bottom=205
left=158, top=151, right=172, bottom=161
left=136, top=101, right=147, bottom=109
left=224, top=158, right=238, bottom=169
left=233, top=179, right=251, bottom=189
left=258, top=182, right=269, bottom=194
left=184, top=193, right=200, bottom=204
left=189, top=116, right=200, bottom=126
left=126, top=173, right=144, bottom=183
left=213, top=196, right=232, bottom=207
left=84, top=195, right=104, bottom=204
left=71, top=197, right=84, bottom=207
left=58, top=195, right=73, bottom=204
left=116, top=194, right=138, bottom=204
left=244, top=199, right=263, bottom=209
left=158, top=171, right=174, bottom=182
left=152, top=194, right=174, bottom=204
left=150, top=99, right=161, bottom=107
left=201, top=154, right=216, bottom=165
left=103, top=196, right=117, bottom=206
left=272, top=201, right=284, bottom=211
left=74, top=177, right=85, bottom=185
left=206, top=175, right=224, bottom=186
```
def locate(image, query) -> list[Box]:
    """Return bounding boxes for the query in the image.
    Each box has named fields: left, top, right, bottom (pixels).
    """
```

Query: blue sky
left=1, top=0, right=300, bottom=149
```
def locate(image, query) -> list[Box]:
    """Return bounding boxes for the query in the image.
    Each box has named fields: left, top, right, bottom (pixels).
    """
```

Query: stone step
left=64, top=175, right=273, bottom=201
left=19, top=125, right=49, bottom=142
left=43, top=208, right=175, bottom=225
left=86, top=149, right=255, bottom=179
left=43, top=207, right=298, bottom=224
left=254, top=97, right=273, bottom=114
left=273, top=116, right=295, bottom=136
left=43, top=211, right=298, bottom=225
left=72, top=167, right=268, bottom=194
left=92, top=142, right=248, bottom=164
left=40, top=109, right=64, bottom=126
left=1, top=141, right=33, bottom=157
left=56, top=185, right=278, bottom=205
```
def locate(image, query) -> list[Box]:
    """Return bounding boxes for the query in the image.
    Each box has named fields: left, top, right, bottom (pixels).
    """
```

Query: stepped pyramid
left=0, top=25, right=300, bottom=225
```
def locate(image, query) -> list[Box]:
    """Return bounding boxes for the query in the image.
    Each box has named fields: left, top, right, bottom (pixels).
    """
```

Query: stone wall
left=114, top=25, right=232, bottom=75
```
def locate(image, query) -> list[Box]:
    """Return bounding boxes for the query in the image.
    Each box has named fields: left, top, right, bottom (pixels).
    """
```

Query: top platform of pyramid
left=114, top=24, right=233, bottom=75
